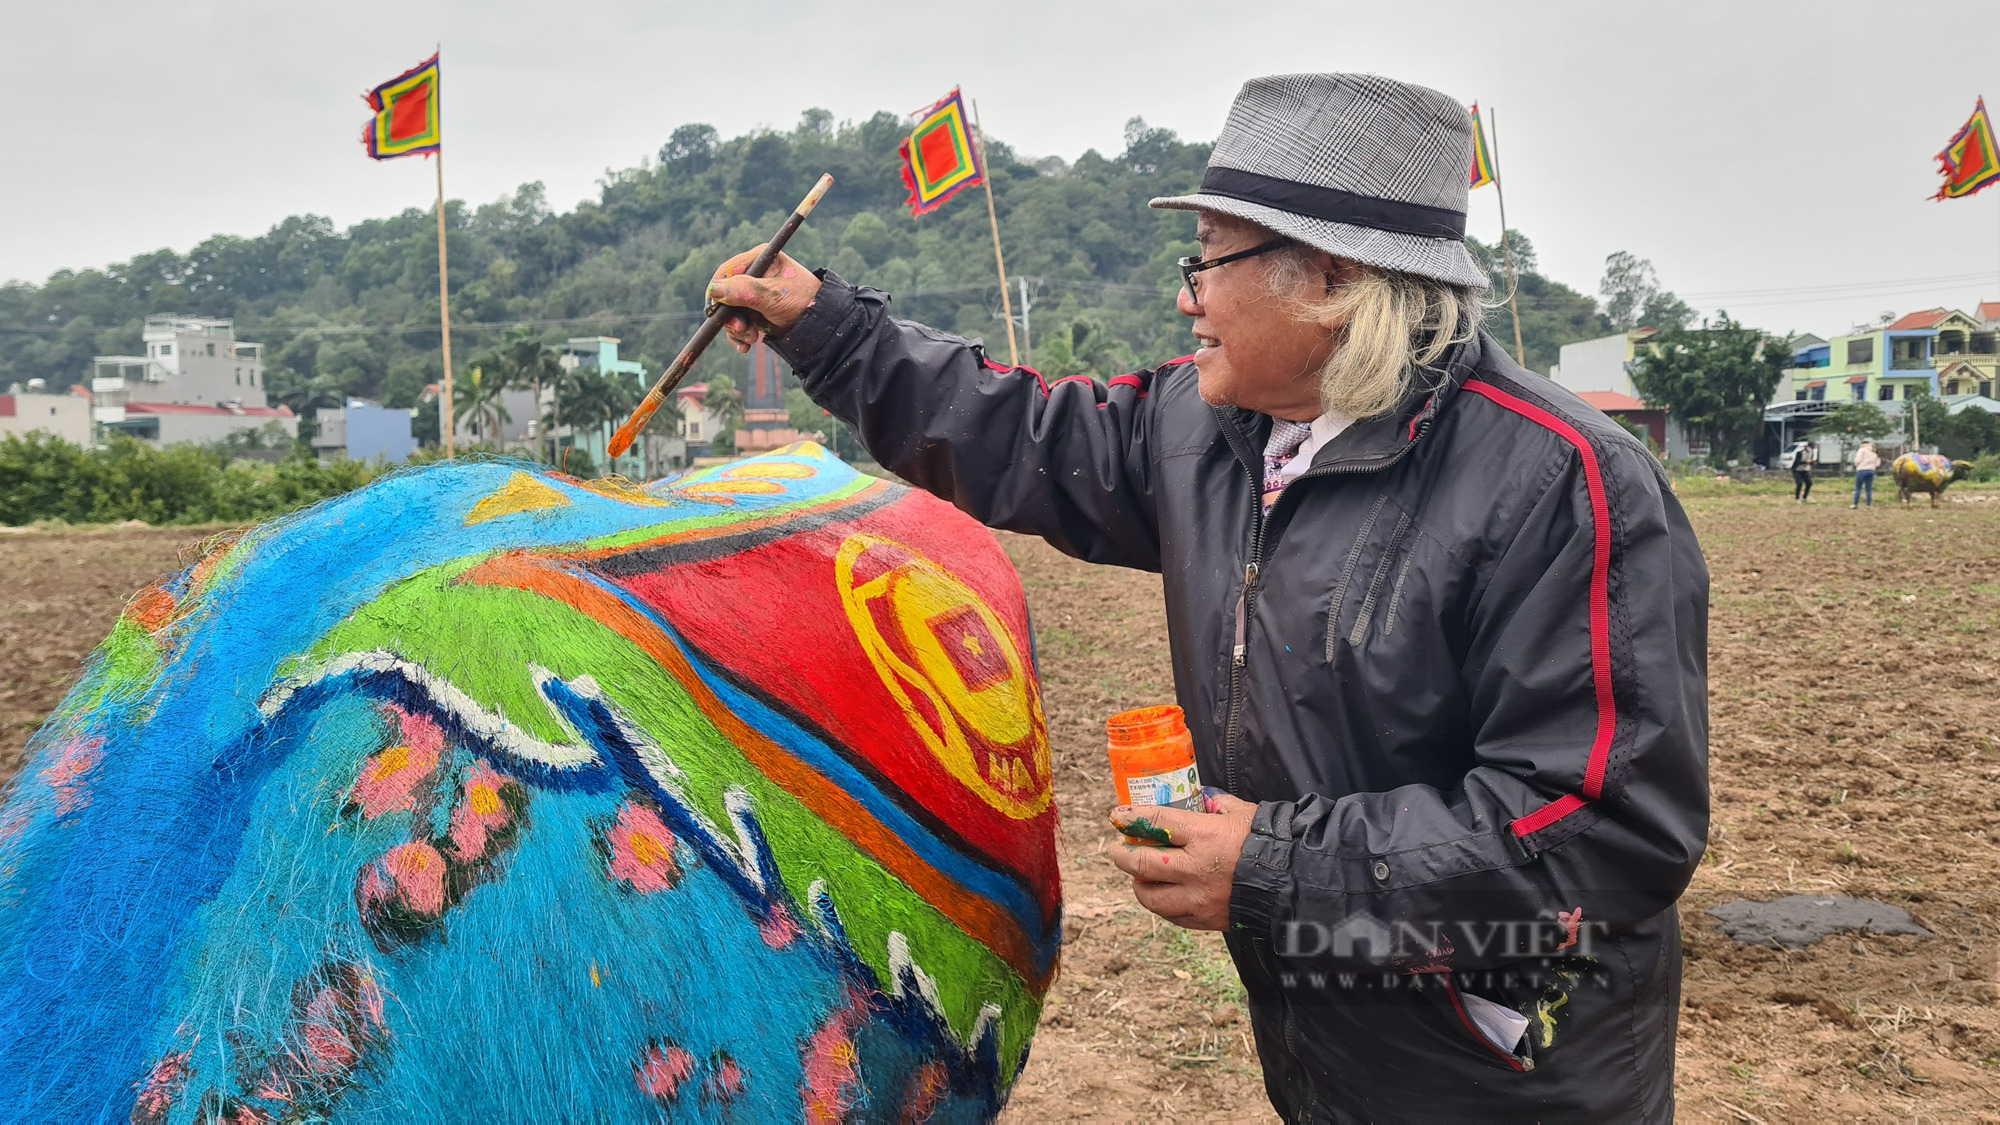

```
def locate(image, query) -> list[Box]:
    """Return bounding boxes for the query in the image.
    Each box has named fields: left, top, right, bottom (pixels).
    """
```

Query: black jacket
left=770, top=275, right=1710, bottom=1123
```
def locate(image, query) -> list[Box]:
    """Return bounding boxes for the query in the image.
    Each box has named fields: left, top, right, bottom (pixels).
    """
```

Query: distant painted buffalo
left=0, top=444, right=1059, bottom=1122
left=1893, top=452, right=1973, bottom=506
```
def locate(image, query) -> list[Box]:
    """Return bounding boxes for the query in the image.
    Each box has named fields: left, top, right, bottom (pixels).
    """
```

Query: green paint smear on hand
left=310, top=559, right=1043, bottom=1075
left=1117, top=816, right=1172, bottom=845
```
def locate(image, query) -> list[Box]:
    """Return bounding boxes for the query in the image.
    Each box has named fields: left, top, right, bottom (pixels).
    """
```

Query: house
left=90, top=316, right=296, bottom=446
left=0, top=381, right=92, bottom=446
left=1548, top=329, right=1693, bottom=459
left=671, top=383, right=726, bottom=461
left=311, top=399, right=416, bottom=464
left=1765, top=303, right=2000, bottom=462
left=1805, top=309, right=1997, bottom=406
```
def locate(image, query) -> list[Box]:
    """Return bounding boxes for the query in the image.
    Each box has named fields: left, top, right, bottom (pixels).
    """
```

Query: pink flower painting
left=605, top=800, right=681, bottom=893
left=446, top=761, right=517, bottom=861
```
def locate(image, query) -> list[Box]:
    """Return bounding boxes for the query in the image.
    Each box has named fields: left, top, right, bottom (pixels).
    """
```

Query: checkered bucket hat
left=1152, top=73, right=1487, bottom=289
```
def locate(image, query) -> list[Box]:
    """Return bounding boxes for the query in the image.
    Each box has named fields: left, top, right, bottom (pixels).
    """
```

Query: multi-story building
left=554, top=337, right=651, bottom=478
left=1769, top=303, right=2000, bottom=461
left=1798, top=309, right=1998, bottom=405
left=91, top=316, right=296, bottom=445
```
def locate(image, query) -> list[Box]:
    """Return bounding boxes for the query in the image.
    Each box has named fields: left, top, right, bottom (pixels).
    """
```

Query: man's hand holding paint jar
left=1108, top=791, right=1256, bottom=932
left=1103, top=705, right=1255, bottom=932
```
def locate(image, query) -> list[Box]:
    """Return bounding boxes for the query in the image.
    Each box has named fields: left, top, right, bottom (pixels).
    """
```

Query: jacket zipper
left=1211, top=410, right=1433, bottom=795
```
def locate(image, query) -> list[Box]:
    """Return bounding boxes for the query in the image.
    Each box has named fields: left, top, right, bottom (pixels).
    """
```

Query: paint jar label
left=1125, top=764, right=1202, bottom=810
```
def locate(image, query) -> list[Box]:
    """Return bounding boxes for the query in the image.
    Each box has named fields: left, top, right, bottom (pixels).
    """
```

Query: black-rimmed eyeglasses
left=1177, top=239, right=1288, bottom=300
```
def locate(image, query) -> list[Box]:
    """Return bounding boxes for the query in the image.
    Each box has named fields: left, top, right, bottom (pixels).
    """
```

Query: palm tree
left=701, top=374, right=744, bottom=455
left=558, top=368, right=641, bottom=433
left=454, top=364, right=511, bottom=446
left=498, top=325, right=565, bottom=460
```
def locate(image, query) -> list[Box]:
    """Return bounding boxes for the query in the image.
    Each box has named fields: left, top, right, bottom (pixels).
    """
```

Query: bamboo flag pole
left=435, top=148, right=455, bottom=457
left=971, top=99, right=1020, bottom=366
left=1487, top=106, right=1528, bottom=368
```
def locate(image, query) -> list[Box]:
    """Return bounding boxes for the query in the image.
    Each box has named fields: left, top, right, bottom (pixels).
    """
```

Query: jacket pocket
left=1324, top=494, right=1390, bottom=662
left=1440, top=977, right=1533, bottom=1073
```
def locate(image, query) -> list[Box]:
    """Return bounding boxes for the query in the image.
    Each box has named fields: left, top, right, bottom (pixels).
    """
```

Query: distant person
left=706, top=74, right=1708, bottom=1122
left=1791, top=440, right=1817, bottom=502
left=1853, top=440, right=1881, bottom=508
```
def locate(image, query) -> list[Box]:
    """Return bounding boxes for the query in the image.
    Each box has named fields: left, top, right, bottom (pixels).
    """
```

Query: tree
left=1629, top=312, right=1788, bottom=461
left=556, top=367, right=640, bottom=435
left=702, top=373, right=744, bottom=455
left=1818, top=401, right=1896, bottom=469
left=1467, top=232, right=1609, bottom=373
left=455, top=364, right=511, bottom=445
left=659, top=124, right=719, bottom=173
left=787, top=385, right=862, bottom=460
left=1599, top=251, right=1695, bottom=332
left=497, top=325, right=565, bottom=459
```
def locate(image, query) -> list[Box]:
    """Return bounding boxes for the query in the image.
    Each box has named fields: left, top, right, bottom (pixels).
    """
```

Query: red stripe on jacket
left=1460, top=379, right=1618, bottom=838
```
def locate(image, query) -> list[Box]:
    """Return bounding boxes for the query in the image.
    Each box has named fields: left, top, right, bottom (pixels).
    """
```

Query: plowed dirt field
left=3, top=491, right=1996, bottom=1122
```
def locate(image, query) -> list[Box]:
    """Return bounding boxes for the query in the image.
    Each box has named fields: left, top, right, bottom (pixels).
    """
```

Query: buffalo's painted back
left=0, top=444, right=1059, bottom=1122
left=1893, top=452, right=1962, bottom=489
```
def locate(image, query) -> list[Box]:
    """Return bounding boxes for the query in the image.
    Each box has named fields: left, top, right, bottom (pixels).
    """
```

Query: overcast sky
left=6, top=0, right=1999, bottom=339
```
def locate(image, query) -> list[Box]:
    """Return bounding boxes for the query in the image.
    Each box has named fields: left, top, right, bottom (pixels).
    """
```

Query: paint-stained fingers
left=706, top=247, right=821, bottom=339
left=722, top=311, right=769, bottom=354
left=1109, top=803, right=1204, bottom=846
left=1107, top=838, right=1184, bottom=882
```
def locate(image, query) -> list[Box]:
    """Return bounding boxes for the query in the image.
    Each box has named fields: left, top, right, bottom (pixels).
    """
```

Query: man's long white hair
left=1263, top=246, right=1484, bottom=420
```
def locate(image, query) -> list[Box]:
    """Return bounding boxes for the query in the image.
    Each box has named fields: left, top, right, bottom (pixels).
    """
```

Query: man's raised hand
left=706, top=245, right=822, bottom=353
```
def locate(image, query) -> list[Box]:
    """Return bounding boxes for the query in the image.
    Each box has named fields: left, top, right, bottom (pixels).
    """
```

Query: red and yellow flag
left=363, top=53, right=441, bottom=160
left=1468, top=103, right=1496, bottom=189
left=899, top=88, right=985, bottom=216
left=1934, top=96, right=1999, bottom=201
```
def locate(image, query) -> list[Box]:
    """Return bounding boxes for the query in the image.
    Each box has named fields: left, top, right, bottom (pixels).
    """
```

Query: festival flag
left=1468, top=103, right=1496, bottom=189
left=1934, top=97, right=1999, bottom=201
left=363, top=53, right=442, bottom=160
left=899, top=88, right=985, bottom=216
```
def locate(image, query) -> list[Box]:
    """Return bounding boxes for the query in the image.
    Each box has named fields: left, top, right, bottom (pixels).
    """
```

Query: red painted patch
left=926, top=604, right=1010, bottom=692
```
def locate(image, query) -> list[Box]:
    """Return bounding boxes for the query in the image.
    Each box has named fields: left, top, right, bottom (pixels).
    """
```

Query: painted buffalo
left=1893, top=452, right=1973, bottom=506
left=0, top=443, right=1059, bottom=1122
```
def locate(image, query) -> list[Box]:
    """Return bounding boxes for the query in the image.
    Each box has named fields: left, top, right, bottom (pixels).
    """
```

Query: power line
left=0, top=276, right=1175, bottom=340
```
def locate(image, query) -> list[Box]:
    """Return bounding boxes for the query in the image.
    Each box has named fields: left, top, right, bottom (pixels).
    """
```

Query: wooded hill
left=0, top=110, right=1610, bottom=418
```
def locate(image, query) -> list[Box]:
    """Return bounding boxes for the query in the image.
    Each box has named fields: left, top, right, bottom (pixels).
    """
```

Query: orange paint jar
left=1106, top=705, right=1202, bottom=810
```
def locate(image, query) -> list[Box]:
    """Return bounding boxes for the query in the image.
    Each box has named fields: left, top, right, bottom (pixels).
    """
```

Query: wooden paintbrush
left=606, top=173, right=834, bottom=459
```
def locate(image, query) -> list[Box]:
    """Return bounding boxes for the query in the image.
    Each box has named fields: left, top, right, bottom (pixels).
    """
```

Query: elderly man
left=707, top=74, right=1708, bottom=1123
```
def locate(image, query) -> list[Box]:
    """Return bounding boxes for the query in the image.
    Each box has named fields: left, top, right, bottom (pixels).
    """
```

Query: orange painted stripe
left=461, top=552, right=1053, bottom=992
